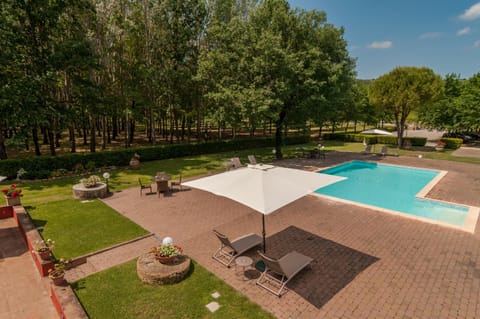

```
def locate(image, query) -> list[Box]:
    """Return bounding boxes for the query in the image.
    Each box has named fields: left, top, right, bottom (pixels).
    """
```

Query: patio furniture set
left=139, top=172, right=182, bottom=196
left=212, top=229, right=313, bottom=297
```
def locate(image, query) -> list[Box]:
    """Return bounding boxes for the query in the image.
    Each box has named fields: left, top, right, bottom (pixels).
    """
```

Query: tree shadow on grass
left=264, top=226, right=379, bottom=309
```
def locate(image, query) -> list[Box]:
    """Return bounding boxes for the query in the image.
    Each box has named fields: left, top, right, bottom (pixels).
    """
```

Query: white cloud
left=457, top=27, right=471, bottom=36
left=368, top=41, right=393, bottom=49
left=419, top=32, right=443, bottom=39
left=474, top=40, right=480, bottom=48
left=460, top=2, right=480, bottom=20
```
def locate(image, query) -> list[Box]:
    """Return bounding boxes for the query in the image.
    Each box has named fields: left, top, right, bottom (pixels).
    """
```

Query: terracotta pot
left=129, top=159, right=140, bottom=169
left=155, top=255, right=177, bottom=264
left=37, top=247, right=52, bottom=261
left=49, top=271, right=65, bottom=286
left=5, top=196, right=21, bottom=206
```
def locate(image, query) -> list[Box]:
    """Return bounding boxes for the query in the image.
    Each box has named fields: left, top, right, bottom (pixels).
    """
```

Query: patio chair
left=361, top=144, right=372, bottom=154
left=138, top=178, right=152, bottom=196
left=379, top=146, right=388, bottom=157
left=248, top=155, right=257, bottom=165
left=170, top=174, right=182, bottom=191
left=256, top=250, right=313, bottom=297
left=212, top=229, right=262, bottom=267
left=230, top=157, right=243, bottom=169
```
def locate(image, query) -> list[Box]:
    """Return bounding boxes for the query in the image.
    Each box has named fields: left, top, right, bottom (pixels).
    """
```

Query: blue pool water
left=316, top=161, right=469, bottom=227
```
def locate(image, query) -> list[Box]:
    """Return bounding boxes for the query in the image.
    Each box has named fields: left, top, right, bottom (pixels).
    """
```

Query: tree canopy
left=369, top=67, right=444, bottom=148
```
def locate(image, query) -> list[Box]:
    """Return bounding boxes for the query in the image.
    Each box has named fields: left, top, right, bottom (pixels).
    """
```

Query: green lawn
left=73, top=259, right=275, bottom=319
left=28, top=199, right=148, bottom=259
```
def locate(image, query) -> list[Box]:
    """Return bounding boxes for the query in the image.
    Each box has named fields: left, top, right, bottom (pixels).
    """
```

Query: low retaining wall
left=4, top=205, right=88, bottom=319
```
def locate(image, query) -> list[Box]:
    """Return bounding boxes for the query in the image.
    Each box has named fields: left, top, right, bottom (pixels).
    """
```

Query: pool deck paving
left=100, top=152, right=480, bottom=319
left=2, top=151, right=480, bottom=318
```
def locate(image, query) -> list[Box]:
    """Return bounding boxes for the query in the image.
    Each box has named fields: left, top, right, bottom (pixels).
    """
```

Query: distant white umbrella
left=183, top=165, right=345, bottom=252
left=360, top=129, right=393, bottom=135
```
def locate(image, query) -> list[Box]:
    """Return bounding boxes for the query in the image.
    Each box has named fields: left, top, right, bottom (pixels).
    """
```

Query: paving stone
left=206, top=301, right=220, bottom=312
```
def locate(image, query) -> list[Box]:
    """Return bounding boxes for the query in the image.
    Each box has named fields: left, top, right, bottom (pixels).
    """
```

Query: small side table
left=235, top=256, right=253, bottom=281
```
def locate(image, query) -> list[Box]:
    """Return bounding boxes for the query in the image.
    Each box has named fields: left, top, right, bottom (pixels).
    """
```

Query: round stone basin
left=72, top=182, right=108, bottom=199
left=137, top=252, right=191, bottom=285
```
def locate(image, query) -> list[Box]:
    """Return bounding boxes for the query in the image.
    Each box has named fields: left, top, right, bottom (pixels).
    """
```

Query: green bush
left=0, top=136, right=309, bottom=179
left=440, top=138, right=462, bottom=149
left=404, top=137, right=427, bottom=147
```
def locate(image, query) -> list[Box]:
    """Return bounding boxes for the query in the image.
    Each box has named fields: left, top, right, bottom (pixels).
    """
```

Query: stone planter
left=137, top=253, right=191, bottom=285
left=435, top=146, right=445, bottom=151
left=5, top=196, right=21, bottom=206
left=72, top=182, right=108, bottom=200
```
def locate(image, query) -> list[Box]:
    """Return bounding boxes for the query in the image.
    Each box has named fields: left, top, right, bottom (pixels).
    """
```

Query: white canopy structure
left=183, top=164, right=345, bottom=251
left=360, top=129, right=393, bottom=135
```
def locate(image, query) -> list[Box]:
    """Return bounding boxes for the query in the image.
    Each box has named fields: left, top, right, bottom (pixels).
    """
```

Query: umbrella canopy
left=183, top=164, right=345, bottom=251
left=360, top=129, right=393, bottom=135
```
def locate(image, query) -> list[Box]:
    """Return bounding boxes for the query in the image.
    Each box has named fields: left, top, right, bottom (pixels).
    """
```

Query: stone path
left=0, top=218, right=58, bottom=319
left=65, top=235, right=160, bottom=282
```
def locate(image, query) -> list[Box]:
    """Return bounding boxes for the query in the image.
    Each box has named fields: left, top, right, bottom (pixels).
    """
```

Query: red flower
left=2, top=185, right=24, bottom=198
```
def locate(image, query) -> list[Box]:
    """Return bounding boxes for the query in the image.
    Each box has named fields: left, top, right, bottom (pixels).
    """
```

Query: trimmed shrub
left=440, top=138, right=462, bottom=149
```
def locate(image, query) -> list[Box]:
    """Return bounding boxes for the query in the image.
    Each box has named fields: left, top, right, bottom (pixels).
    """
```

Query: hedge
left=322, top=133, right=426, bottom=147
left=0, top=135, right=309, bottom=179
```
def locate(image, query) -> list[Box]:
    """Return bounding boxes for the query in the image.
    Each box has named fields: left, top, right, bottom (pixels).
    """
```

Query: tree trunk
left=0, top=129, right=7, bottom=159
left=32, top=128, right=41, bottom=156
left=69, top=126, right=76, bottom=153
left=48, top=128, right=56, bottom=156
left=275, top=110, right=287, bottom=160
left=90, top=115, right=96, bottom=153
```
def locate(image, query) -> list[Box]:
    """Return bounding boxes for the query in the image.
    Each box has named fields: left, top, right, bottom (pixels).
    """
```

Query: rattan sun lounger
left=256, top=250, right=313, bottom=297
left=212, top=229, right=262, bottom=267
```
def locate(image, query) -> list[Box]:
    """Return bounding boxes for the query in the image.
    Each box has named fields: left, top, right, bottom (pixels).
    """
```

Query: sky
left=288, top=0, right=480, bottom=79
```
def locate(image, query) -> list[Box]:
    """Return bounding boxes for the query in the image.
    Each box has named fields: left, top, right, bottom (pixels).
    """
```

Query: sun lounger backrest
left=258, top=251, right=284, bottom=275
left=213, top=229, right=234, bottom=250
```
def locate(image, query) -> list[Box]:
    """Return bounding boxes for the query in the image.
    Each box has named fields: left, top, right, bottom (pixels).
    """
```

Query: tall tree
left=369, top=66, right=444, bottom=148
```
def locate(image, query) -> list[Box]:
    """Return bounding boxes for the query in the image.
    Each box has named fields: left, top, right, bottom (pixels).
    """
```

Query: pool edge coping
left=314, top=161, right=479, bottom=234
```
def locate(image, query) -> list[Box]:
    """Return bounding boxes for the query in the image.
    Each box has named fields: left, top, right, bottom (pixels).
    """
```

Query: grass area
left=28, top=199, right=148, bottom=259
left=73, top=259, right=275, bottom=319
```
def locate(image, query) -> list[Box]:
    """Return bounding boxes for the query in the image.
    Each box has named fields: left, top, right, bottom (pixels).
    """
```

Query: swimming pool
left=315, top=161, right=478, bottom=232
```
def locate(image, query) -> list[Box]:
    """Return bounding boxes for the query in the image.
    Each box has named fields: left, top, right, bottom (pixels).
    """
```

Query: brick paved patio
left=103, top=152, right=480, bottom=319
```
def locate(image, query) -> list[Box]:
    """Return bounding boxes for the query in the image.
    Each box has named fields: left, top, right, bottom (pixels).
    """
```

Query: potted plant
left=48, top=258, right=70, bottom=286
left=34, top=238, right=55, bottom=261
left=129, top=153, right=141, bottom=169
left=80, top=175, right=100, bottom=188
left=151, top=244, right=183, bottom=264
left=1, top=184, right=23, bottom=206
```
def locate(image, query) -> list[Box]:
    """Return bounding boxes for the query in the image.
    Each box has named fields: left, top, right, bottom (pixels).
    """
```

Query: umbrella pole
left=262, top=214, right=266, bottom=253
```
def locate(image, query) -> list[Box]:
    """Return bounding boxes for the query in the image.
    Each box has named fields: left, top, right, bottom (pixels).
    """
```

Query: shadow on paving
left=0, top=224, right=29, bottom=259
left=265, top=226, right=379, bottom=309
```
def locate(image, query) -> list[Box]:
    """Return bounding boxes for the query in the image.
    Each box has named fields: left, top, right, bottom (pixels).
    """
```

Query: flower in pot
left=48, top=258, right=70, bottom=286
left=2, top=184, right=23, bottom=206
left=151, top=244, right=183, bottom=264
left=80, top=175, right=100, bottom=188
left=34, top=238, right=55, bottom=261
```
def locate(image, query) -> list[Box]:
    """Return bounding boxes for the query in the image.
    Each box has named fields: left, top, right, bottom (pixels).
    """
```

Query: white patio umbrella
left=183, top=164, right=345, bottom=252
left=360, top=129, right=393, bottom=135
